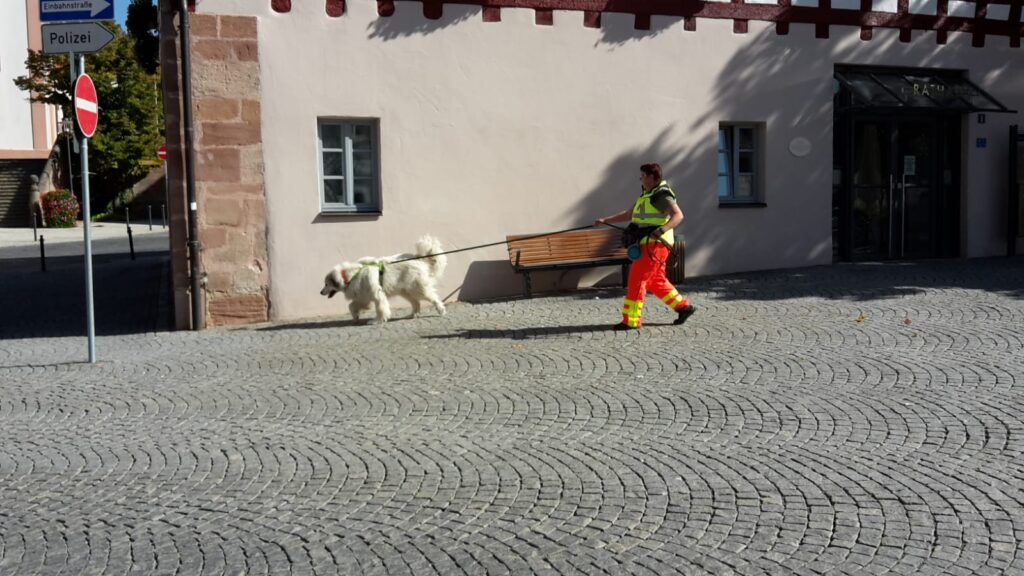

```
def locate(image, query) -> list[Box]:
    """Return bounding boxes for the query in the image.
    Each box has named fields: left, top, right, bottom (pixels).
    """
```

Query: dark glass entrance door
left=849, top=117, right=941, bottom=260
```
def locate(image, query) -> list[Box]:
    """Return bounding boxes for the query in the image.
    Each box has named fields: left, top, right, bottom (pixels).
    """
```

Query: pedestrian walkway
left=0, top=257, right=1022, bottom=575
left=0, top=221, right=167, bottom=246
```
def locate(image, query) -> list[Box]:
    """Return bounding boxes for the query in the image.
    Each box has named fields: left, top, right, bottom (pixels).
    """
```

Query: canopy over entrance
left=835, top=66, right=1013, bottom=113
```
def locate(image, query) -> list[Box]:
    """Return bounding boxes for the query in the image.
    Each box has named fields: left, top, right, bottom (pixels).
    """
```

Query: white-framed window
left=718, top=123, right=762, bottom=204
left=318, top=119, right=380, bottom=213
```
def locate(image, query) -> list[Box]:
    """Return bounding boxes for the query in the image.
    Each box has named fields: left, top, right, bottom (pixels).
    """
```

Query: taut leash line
left=389, top=224, right=622, bottom=264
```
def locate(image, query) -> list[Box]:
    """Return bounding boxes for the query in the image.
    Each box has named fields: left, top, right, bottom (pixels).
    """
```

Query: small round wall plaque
left=789, top=137, right=812, bottom=158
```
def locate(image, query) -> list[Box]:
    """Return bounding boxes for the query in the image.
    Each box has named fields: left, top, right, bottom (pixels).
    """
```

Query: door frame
left=834, top=110, right=961, bottom=262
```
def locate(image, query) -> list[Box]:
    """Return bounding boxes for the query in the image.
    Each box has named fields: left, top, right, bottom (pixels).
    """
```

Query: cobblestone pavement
left=1, top=258, right=1022, bottom=575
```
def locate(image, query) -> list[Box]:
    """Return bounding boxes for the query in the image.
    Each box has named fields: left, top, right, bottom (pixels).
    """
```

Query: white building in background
left=158, top=0, right=1024, bottom=328
left=0, top=0, right=59, bottom=159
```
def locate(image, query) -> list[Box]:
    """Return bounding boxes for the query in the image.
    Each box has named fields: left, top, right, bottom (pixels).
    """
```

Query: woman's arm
left=594, top=209, right=632, bottom=227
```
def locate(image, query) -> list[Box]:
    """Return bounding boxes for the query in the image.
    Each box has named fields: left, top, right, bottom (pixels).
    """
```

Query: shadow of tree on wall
left=553, top=20, right=1020, bottom=301
left=569, top=19, right=1007, bottom=266
left=355, top=3, right=1020, bottom=301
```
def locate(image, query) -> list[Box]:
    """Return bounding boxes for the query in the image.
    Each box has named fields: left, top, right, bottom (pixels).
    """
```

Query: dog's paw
left=436, top=304, right=447, bottom=316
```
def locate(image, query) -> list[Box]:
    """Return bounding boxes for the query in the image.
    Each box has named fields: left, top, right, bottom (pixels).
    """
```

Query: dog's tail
left=415, top=235, right=447, bottom=278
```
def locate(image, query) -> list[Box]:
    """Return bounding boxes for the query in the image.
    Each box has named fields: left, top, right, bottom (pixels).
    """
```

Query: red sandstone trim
left=266, top=0, right=1023, bottom=46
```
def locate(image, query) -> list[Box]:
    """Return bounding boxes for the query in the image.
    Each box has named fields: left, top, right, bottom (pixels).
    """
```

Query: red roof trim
left=264, top=0, right=1024, bottom=46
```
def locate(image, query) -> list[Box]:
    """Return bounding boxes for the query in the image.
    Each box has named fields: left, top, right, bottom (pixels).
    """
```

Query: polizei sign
left=41, top=22, right=115, bottom=54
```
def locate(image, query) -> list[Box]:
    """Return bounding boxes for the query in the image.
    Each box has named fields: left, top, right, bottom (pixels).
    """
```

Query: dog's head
left=320, top=265, right=347, bottom=299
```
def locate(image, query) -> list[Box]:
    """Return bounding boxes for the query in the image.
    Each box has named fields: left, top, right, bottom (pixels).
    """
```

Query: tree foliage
left=13, top=19, right=162, bottom=211
left=127, top=0, right=160, bottom=74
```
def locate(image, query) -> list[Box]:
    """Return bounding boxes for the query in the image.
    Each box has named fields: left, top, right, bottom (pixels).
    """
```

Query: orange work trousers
left=621, top=242, right=689, bottom=328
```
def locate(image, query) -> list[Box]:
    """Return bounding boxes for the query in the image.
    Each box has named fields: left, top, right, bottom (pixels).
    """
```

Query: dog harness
left=341, top=261, right=387, bottom=287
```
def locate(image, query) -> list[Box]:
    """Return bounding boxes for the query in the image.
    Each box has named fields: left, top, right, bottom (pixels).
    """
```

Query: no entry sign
left=157, top=145, right=167, bottom=160
left=74, top=73, right=98, bottom=138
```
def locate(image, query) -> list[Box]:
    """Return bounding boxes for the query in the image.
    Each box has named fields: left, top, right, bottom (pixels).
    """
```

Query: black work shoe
left=674, top=305, right=697, bottom=325
left=612, top=323, right=638, bottom=331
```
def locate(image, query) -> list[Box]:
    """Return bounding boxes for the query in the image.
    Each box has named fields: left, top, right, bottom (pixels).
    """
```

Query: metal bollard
left=148, top=205, right=153, bottom=230
left=39, top=235, right=46, bottom=272
left=125, top=206, right=130, bottom=228
left=32, top=210, right=37, bottom=242
left=127, top=225, right=136, bottom=261
left=162, top=204, right=166, bottom=229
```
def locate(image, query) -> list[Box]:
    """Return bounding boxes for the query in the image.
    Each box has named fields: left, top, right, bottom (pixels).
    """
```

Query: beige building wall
left=193, top=1, right=1023, bottom=322
left=0, top=0, right=58, bottom=159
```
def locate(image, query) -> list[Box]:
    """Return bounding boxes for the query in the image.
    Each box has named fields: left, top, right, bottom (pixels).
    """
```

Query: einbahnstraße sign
left=39, top=0, right=114, bottom=22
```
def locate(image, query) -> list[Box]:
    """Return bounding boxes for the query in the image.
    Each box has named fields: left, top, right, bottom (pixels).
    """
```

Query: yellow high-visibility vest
left=631, top=180, right=675, bottom=246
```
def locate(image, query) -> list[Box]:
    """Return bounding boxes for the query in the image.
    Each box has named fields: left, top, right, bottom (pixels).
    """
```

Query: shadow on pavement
left=254, top=318, right=363, bottom=331
left=525, top=258, right=1024, bottom=303
left=424, top=324, right=612, bottom=340
left=691, top=258, right=1024, bottom=302
left=0, top=251, right=172, bottom=338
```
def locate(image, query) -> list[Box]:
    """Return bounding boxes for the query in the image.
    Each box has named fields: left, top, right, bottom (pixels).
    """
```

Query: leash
left=388, top=224, right=622, bottom=264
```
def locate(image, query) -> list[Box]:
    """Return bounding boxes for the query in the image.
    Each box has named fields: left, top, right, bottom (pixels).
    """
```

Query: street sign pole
left=78, top=54, right=96, bottom=364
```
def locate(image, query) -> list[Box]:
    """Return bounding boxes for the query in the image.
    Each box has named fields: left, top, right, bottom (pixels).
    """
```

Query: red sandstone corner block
left=201, top=122, right=261, bottom=147
left=190, top=14, right=218, bottom=39
left=202, top=183, right=264, bottom=197
left=202, top=226, right=229, bottom=250
left=241, top=100, right=261, bottom=125
left=234, top=41, right=258, bottom=62
left=193, top=39, right=234, bottom=61
left=244, top=197, right=266, bottom=225
left=208, top=293, right=268, bottom=326
left=204, top=197, right=244, bottom=226
left=196, top=148, right=241, bottom=182
left=220, top=15, right=257, bottom=39
left=196, top=98, right=241, bottom=122
left=205, top=270, right=234, bottom=291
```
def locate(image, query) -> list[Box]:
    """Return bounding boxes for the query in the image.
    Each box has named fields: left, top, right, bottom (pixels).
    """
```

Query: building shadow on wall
left=367, top=2, right=474, bottom=39
left=368, top=2, right=679, bottom=44
left=594, top=12, right=678, bottom=46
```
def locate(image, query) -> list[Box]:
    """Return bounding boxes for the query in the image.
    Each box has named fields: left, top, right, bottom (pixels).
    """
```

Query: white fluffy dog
left=320, top=236, right=447, bottom=324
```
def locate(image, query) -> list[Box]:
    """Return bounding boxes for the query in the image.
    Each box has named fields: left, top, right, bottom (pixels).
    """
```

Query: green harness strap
left=347, top=261, right=386, bottom=285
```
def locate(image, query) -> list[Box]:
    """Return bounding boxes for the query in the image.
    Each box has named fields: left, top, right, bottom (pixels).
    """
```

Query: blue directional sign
left=40, top=0, right=114, bottom=23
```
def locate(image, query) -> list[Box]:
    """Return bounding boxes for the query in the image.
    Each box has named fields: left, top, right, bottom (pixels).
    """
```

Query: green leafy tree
left=13, top=21, right=162, bottom=212
left=127, top=0, right=159, bottom=74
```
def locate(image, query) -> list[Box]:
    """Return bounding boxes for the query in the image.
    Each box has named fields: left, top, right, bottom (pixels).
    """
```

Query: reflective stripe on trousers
left=621, top=242, right=689, bottom=328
